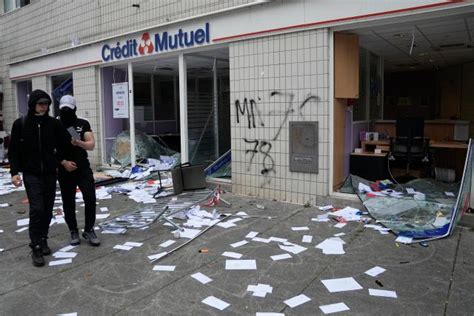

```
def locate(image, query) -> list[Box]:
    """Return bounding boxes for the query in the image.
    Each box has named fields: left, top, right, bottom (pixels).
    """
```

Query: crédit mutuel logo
left=101, top=22, right=210, bottom=62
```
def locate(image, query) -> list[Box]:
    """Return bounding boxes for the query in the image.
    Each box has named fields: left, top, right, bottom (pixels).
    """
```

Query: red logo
left=138, top=32, right=154, bottom=55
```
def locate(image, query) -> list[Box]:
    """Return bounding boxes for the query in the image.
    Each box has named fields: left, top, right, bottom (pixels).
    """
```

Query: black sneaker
left=31, top=245, right=45, bottom=267
left=82, top=230, right=100, bottom=247
left=40, top=238, right=51, bottom=256
left=70, top=231, right=81, bottom=246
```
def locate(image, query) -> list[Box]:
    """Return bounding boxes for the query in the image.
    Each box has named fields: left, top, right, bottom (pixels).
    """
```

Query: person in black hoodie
left=9, top=89, right=68, bottom=267
left=57, top=95, right=100, bottom=247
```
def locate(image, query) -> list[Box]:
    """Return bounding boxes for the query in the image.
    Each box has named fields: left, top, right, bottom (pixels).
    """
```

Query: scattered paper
left=291, top=226, right=309, bottom=231
left=175, top=228, right=201, bottom=239
left=256, top=313, right=284, bottom=316
left=334, top=223, right=347, bottom=229
left=279, top=242, right=307, bottom=255
left=271, top=253, right=292, bottom=261
left=319, top=302, right=350, bottom=314
left=252, top=237, right=271, bottom=243
left=153, top=265, right=175, bottom=271
left=222, top=251, right=243, bottom=259
left=316, top=237, right=345, bottom=255
left=406, top=188, right=416, bottom=194
left=302, top=235, right=313, bottom=243
left=284, top=294, right=311, bottom=308
left=53, top=251, right=77, bottom=259
left=58, top=245, right=76, bottom=252
left=365, top=266, right=386, bottom=277
left=445, top=191, right=455, bottom=197
left=333, top=233, right=345, bottom=237
left=321, top=277, right=363, bottom=293
left=230, top=240, right=249, bottom=248
left=247, top=283, right=273, bottom=297
left=113, top=244, right=133, bottom=251
left=123, top=242, right=143, bottom=247
left=191, top=272, right=212, bottom=284
left=245, top=231, right=259, bottom=239
left=319, top=205, right=333, bottom=211
left=159, top=240, right=176, bottom=248
left=96, top=214, right=110, bottom=220
left=148, top=252, right=167, bottom=261
left=0, top=203, right=9, bottom=207
left=15, top=227, right=28, bottom=233
left=17, top=218, right=29, bottom=226
left=369, top=288, right=397, bottom=298
left=49, top=259, right=73, bottom=266
left=395, top=236, right=413, bottom=244
left=202, top=296, right=230, bottom=311
left=99, top=207, right=109, bottom=212
left=57, top=313, right=77, bottom=316
left=225, top=259, right=257, bottom=270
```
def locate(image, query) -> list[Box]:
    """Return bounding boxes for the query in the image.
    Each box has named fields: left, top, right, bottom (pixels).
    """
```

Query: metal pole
left=179, top=53, right=189, bottom=163
left=128, top=62, right=136, bottom=167
left=213, top=58, right=219, bottom=159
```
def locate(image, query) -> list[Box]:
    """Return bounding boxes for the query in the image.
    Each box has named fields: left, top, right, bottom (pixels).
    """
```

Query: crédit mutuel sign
left=101, top=22, right=210, bottom=62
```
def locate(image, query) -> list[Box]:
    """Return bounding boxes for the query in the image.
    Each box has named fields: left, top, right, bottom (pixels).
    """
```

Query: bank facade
left=1, top=0, right=473, bottom=205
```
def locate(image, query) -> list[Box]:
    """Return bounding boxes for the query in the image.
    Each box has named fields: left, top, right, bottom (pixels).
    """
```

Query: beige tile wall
left=72, top=67, right=100, bottom=168
left=230, top=28, right=330, bottom=204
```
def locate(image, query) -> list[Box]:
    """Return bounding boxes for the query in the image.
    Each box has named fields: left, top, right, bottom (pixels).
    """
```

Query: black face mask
left=60, top=108, right=77, bottom=127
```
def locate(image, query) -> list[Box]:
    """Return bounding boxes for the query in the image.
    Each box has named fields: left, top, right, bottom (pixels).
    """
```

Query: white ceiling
left=348, top=12, right=474, bottom=72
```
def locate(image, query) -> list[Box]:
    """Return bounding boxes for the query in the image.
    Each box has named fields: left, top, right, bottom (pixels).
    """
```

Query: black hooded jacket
left=8, top=90, right=68, bottom=176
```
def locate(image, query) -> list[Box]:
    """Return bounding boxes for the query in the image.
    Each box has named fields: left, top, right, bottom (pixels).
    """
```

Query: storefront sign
left=101, top=23, right=210, bottom=62
left=112, top=83, right=129, bottom=118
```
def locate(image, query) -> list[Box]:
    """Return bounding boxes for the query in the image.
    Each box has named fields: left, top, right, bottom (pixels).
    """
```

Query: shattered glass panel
left=111, top=130, right=180, bottom=167
left=348, top=139, right=472, bottom=242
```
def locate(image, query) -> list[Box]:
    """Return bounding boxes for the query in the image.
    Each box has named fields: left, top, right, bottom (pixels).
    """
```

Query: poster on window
left=112, top=82, right=129, bottom=119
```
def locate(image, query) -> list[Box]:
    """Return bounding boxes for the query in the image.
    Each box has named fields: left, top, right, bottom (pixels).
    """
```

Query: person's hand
left=71, top=139, right=82, bottom=147
left=61, top=160, right=77, bottom=172
left=12, top=175, right=22, bottom=187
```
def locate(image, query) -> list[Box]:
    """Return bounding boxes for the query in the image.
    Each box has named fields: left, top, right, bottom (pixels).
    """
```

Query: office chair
left=389, top=117, right=431, bottom=179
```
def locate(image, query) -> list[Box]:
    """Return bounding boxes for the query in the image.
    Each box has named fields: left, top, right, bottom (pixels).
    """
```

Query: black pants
left=23, top=172, right=57, bottom=248
left=58, top=166, right=96, bottom=232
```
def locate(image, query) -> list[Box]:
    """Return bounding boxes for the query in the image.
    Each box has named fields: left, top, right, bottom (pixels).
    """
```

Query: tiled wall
left=72, top=67, right=100, bottom=167
left=230, top=28, right=330, bottom=205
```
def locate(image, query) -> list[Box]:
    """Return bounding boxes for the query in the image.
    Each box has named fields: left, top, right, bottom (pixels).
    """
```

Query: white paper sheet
left=159, top=240, right=176, bottom=248
left=365, top=266, right=386, bottom=277
left=0, top=203, right=9, bottom=207
left=406, top=188, right=416, bottom=194
left=247, top=283, right=273, bottom=297
left=148, top=252, right=167, bottom=261
left=271, top=253, right=292, bottom=261
left=15, top=227, right=28, bottom=233
left=17, top=218, right=29, bottom=226
left=56, top=313, right=77, bottom=316
left=175, top=228, right=201, bottom=239
left=445, top=191, right=455, bottom=197
left=58, top=245, right=76, bottom=252
left=369, top=288, right=397, bottom=298
left=230, top=240, right=249, bottom=248
left=49, top=259, right=73, bottom=266
left=291, top=226, right=309, bottom=231
left=319, top=302, right=350, bottom=314
left=96, top=214, right=110, bottom=220
left=123, top=242, right=143, bottom=247
left=245, top=231, right=259, bottom=238
left=334, top=223, right=347, bottom=228
left=333, top=233, right=345, bottom=237
left=222, top=251, right=243, bottom=259
left=202, top=296, right=230, bottom=311
left=279, top=243, right=307, bottom=255
left=225, top=259, right=257, bottom=270
left=284, top=294, right=311, bottom=308
left=321, top=277, right=363, bottom=292
left=302, top=235, right=313, bottom=243
left=53, top=251, right=77, bottom=259
left=269, top=237, right=288, bottom=243
left=152, top=265, right=175, bottom=271
left=191, top=272, right=212, bottom=284
left=113, top=244, right=133, bottom=251
left=395, top=236, right=413, bottom=244
left=252, top=237, right=271, bottom=243
left=256, top=313, right=284, bottom=316
left=99, top=207, right=109, bottom=212
left=319, top=205, right=334, bottom=211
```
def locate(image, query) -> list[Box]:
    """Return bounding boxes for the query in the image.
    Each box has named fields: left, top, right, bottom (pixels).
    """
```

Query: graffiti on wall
left=235, top=91, right=319, bottom=187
